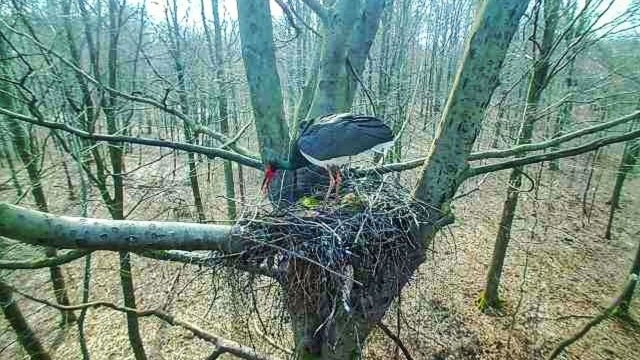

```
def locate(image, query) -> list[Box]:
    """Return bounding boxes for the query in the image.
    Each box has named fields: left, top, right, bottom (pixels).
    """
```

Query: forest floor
left=0, top=146, right=639, bottom=360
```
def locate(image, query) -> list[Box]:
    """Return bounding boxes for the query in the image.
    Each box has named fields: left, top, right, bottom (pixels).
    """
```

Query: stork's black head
left=260, top=149, right=310, bottom=194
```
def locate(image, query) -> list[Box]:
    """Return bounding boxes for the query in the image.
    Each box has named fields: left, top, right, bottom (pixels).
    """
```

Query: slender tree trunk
left=549, top=60, right=576, bottom=170
left=168, top=0, right=206, bottom=222
left=0, top=37, right=75, bottom=325
left=0, top=281, right=52, bottom=360
left=211, top=0, right=237, bottom=219
left=5, top=122, right=76, bottom=325
left=604, top=140, right=639, bottom=240
left=105, top=2, right=147, bottom=358
left=0, top=137, right=23, bottom=197
left=618, top=238, right=640, bottom=314
left=481, top=0, right=560, bottom=310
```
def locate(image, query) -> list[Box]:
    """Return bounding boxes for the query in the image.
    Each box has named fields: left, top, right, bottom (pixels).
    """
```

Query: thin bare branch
left=466, top=127, right=640, bottom=178
left=10, top=286, right=277, bottom=360
left=0, top=250, right=91, bottom=269
left=547, top=274, right=638, bottom=360
left=0, top=106, right=263, bottom=169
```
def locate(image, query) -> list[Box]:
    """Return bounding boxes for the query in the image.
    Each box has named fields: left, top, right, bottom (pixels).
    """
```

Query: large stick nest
left=236, top=172, right=435, bottom=306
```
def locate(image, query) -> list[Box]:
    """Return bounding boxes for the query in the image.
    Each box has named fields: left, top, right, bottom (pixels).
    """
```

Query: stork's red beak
left=261, top=164, right=276, bottom=194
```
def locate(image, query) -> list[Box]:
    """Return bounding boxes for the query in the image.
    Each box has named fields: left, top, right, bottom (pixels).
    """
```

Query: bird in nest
left=261, top=113, right=394, bottom=201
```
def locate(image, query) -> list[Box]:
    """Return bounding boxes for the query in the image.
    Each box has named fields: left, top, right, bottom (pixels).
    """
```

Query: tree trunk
left=211, top=0, right=237, bottom=220
left=0, top=136, right=23, bottom=197
left=168, top=0, right=206, bottom=222
left=618, top=237, right=640, bottom=314
left=5, top=124, right=76, bottom=326
left=306, top=0, right=363, bottom=119
left=549, top=60, right=576, bottom=170
left=0, top=36, right=76, bottom=325
left=0, top=280, right=52, bottom=360
left=604, top=140, right=639, bottom=240
left=481, top=0, right=560, bottom=310
left=106, top=2, right=147, bottom=358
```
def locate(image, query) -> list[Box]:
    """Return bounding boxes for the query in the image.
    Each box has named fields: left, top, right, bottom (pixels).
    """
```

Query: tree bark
left=0, top=281, right=51, bottom=360
left=210, top=0, right=237, bottom=219
left=604, top=139, right=639, bottom=240
left=482, top=0, right=560, bottom=310
left=105, top=2, right=147, bottom=358
left=306, top=0, right=363, bottom=119
left=0, top=39, right=76, bottom=325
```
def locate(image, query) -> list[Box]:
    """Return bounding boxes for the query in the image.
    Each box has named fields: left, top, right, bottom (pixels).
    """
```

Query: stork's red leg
left=325, top=169, right=335, bottom=201
left=334, top=169, right=342, bottom=200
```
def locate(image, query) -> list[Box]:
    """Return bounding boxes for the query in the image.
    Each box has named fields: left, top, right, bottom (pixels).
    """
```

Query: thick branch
left=0, top=106, right=263, bottom=169
left=470, top=110, right=640, bottom=161
left=11, top=286, right=276, bottom=360
left=358, top=110, right=640, bottom=176
left=547, top=274, right=638, bottom=360
left=0, top=250, right=90, bottom=269
left=0, top=202, right=246, bottom=252
left=466, top=127, right=640, bottom=178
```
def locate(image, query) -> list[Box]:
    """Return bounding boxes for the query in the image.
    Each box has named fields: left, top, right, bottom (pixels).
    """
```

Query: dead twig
left=547, top=274, right=638, bottom=360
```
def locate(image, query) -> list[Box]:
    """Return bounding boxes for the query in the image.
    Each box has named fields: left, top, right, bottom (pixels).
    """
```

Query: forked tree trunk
left=0, top=280, right=51, bottom=360
left=236, top=0, right=526, bottom=356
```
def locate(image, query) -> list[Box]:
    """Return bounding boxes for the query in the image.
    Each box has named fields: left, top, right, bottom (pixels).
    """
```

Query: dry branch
left=0, top=20, right=256, bottom=159
left=377, top=322, right=415, bottom=360
left=9, top=285, right=277, bottom=360
left=0, top=250, right=90, bottom=269
left=0, top=107, right=263, bottom=169
left=358, top=110, right=640, bottom=176
left=547, top=274, right=638, bottom=360
left=466, top=127, right=640, bottom=177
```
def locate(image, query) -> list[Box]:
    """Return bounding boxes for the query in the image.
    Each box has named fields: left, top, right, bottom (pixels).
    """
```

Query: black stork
left=261, top=113, right=394, bottom=199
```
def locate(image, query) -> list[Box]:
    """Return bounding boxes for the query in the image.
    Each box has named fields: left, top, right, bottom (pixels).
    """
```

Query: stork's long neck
left=270, top=145, right=309, bottom=170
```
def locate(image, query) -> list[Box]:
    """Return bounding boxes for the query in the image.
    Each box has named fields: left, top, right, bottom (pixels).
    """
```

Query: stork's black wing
left=297, top=113, right=393, bottom=161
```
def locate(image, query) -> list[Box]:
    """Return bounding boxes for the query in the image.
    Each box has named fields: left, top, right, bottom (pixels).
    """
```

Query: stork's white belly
left=300, top=140, right=394, bottom=168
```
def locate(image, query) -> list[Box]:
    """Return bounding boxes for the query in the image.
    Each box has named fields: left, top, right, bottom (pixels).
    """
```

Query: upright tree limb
left=237, top=0, right=291, bottom=164
left=412, top=0, right=529, bottom=213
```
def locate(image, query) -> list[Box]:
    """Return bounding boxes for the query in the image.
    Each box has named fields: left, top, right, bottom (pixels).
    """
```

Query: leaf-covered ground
left=0, top=147, right=638, bottom=360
